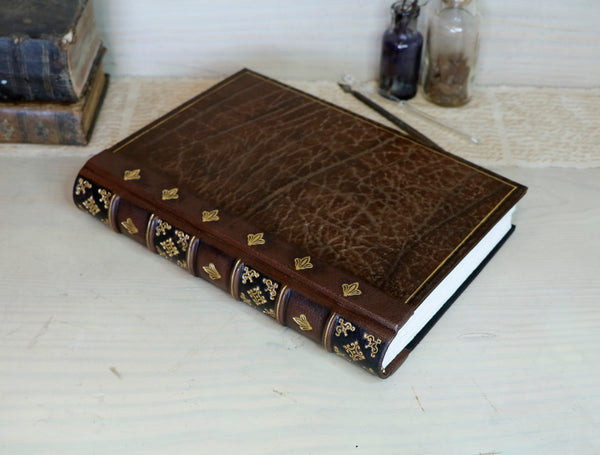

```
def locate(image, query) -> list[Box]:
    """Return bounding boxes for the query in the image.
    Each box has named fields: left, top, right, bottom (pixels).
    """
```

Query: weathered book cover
left=72, top=69, right=527, bottom=377
left=0, top=56, right=108, bottom=145
left=0, top=0, right=102, bottom=102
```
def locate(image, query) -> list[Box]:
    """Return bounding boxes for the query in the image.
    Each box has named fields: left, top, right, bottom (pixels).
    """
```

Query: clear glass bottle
left=378, top=1, right=424, bottom=100
left=422, top=0, right=480, bottom=107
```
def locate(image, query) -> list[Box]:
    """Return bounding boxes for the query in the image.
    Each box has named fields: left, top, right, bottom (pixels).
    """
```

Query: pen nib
left=337, top=82, right=352, bottom=93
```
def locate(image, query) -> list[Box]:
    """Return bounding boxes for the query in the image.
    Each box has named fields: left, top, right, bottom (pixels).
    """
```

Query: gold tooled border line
left=275, top=285, right=288, bottom=324
left=107, top=193, right=120, bottom=233
left=404, top=186, right=518, bottom=303
left=145, top=214, right=157, bottom=252
left=186, top=236, right=198, bottom=275
left=322, top=312, right=339, bottom=351
left=230, top=259, right=243, bottom=299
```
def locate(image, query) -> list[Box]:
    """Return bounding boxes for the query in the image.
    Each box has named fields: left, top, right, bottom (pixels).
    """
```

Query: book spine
left=0, top=102, right=85, bottom=145
left=0, top=37, right=79, bottom=102
left=72, top=174, right=392, bottom=377
left=0, top=68, right=107, bottom=145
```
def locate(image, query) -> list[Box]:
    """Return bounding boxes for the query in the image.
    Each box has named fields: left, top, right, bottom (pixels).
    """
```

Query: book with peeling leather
left=0, top=0, right=103, bottom=102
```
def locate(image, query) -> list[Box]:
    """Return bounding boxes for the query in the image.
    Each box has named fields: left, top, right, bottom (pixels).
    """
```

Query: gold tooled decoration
left=247, top=232, right=265, bottom=246
left=155, top=219, right=172, bottom=236
left=202, top=209, right=220, bottom=222
left=241, top=267, right=260, bottom=284
left=294, top=256, right=313, bottom=271
left=75, top=178, right=92, bottom=196
left=240, top=292, right=252, bottom=305
left=82, top=196, right=100, bottom=216
left=342, top=282, right=362, bottom=297
left=333, top=346, right=346, bottom=359
left=343, top=341, right=366, bottom=362
left=175, top=230, right=190, bottom=252
left=262, top=278, right=279, bottom=301
left=121, top=218, right=139, bottom=235
left=263, top=308, right=276, bottom=319
left=363, top=333, right=382, bottom=358
left=202, top=263, right=222, bottom=281
left=161, top=188, right=179, bottom=200
left=98, top=188, right=112, bottom=209
left=247, top=287, right=267, bottom=306
left=159, top=238, right=179, bottom=257
left=334, top=318, right=355, bottom=337
left=123, top=169, right=141, bottom=181
left=292, top=314, right=313, bottom=332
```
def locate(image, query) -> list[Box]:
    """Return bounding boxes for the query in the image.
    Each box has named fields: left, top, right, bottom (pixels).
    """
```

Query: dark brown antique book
left=0, top=0, right=103, bottom=102
left=72, top=69, right=527, bottom=378
left=0, top=56, right=107, bottom=145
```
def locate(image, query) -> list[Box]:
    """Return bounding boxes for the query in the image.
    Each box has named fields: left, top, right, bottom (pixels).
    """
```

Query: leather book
left=72, top=69, right=527, bottom=378
left=0, top=53, right=107, bottom=145
left=0, top=0, right=102, bottom=102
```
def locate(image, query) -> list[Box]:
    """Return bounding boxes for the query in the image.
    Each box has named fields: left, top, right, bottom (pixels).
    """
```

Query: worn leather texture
left=0, top=0, right=101, bottom=102
left=0, top=61, right=108, bottom=144
left=77, top=69, right=527, bottom=377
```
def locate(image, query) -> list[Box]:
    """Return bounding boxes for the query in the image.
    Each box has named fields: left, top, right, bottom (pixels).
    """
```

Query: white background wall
left=94, top=0, right=600, bottom=87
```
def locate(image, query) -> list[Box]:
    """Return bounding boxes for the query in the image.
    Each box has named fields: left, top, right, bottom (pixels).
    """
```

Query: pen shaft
left=347, top=89, right=441, bottom=150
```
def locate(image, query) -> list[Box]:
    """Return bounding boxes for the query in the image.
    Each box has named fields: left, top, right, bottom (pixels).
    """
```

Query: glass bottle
left=378, top=1, right=424, bottom=100
left=422, top=0, right=480, bottom=107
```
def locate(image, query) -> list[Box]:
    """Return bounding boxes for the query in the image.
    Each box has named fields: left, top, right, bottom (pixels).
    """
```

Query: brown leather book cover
left=72, top=69, right=527, bottom=378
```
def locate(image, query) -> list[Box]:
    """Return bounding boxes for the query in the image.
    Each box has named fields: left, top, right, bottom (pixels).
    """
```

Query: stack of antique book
left=0, top=0, right=108, bottom=145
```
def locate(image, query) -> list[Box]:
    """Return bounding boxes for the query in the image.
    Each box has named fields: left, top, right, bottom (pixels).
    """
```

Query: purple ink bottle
left=378, top=0, right=424, bottom=100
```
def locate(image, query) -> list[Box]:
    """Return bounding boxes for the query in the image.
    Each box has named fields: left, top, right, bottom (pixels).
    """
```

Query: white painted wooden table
left=1, top=78, right=599, bottom=454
